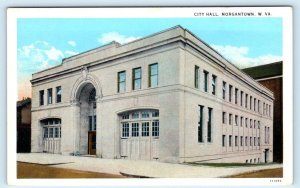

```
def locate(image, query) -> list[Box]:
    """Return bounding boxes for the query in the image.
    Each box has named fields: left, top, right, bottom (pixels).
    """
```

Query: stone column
left=61, top=100, right=80, bottom=155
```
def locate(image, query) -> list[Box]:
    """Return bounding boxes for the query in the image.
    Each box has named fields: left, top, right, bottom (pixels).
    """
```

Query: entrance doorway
left=265, top=149, right=269, bottom=163
left=88, top=131, right=96, bottom=155
left=120, top=110, right=159, bottom=160
left=77, top=83, right=97, bottom=155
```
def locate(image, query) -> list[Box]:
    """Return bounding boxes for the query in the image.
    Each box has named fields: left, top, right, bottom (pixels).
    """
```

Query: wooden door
left=88, top=131, right=96, bottom=155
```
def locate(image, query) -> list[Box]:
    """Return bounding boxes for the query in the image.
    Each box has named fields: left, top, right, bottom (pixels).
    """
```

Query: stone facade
left=31, top=26, right=274, bottom=163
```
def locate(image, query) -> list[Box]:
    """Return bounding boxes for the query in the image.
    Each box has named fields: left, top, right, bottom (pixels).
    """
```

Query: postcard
left=7, top=7, right=293, bottom=186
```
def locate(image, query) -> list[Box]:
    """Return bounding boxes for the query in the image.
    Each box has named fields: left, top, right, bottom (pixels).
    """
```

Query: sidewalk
left=17, top=153, right=282, bottom=178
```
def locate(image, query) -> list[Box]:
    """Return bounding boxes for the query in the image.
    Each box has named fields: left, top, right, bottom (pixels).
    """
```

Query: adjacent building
left=243, top=61, right=282, bottom=163
left=31, top=26, right=274, bottom=163
left=17, top=98, right=31, bottom=153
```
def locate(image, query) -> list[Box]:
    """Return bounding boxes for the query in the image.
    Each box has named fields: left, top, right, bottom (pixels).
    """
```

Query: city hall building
left=31, top=26, right=274, bottom=163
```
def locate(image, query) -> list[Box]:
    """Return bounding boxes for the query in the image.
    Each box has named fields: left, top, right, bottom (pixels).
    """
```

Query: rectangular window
left=240, top=116, right=243, bottom=127
left=258, top=137, right=260, bottom=146
left=222, top=135, right=226, bottom=147
left=269, top=105, right=271, bottom=117
left=55, top=127, right=59, bottom=138
left=195, top=66, right=199, bottom=88
left=250, top=137, right=252, bottom=146
left=229, top=85, right=232, bottom=102
left=122, top=123, right=129, bottom=137
left=142, top=111, right=150, bottom=118
left=235, top=136, right=238, bottom=146
left=245, top=94, right=248, bottom=108
left=56, top=86, right=62, bottom=103
left=235, top=115, right=238, bottom=126
left=257, top=121, right=260, bottom=129
left=122, top=114, right=129, bottom=120
left=39, top=90, right=44, bottom=106
left=212, top=75, right=217, bottom=95
left=245, top=118, right=248, bottom=128
left=254, top=137, right=256, bottom=146
left=207, top=107, right=213, bottom=142
left=152, top=121, right=159, bottom=137
left=229, top=135, right=232, bottom=147
left=240, top=91, right=243, bottom=106
left=132, top=67, right=141, bottom=90
left=229, top=113, right=233, bottom=125
left=207, top=108, right=213, bottom=142
left=89, top=115, right=96, bottom=131
left=47, top=88, right=52, bottom=104
left=149, top=63, right=158, bottom=87
left=267, top=127, right=270, bottom=144
left=152, top=111, right=159, bottom=117
left=222, top=81, right=226, bottom=100
left=132, top=112, right=139, bottom=119
left=222, top=112, right=226, bottom=124
left=132, top=123, right=139, bottom=137
left=118, top=71, right=126, bottom=92
left=265, top=126, right=267, bottom=144
left=254, top=98, right=257, bottom=111
left=250, top=119, right=253, bottom=128
left=43, top=127, right=48, bottom=138
left=263, top=103, right=266, bottom=115
left=198, top=105, right=204, bottom=142
left=204, top=70, right=208, bottom=92
left=142, top=122, right=149, bottom=137
left=49, top=127, right=54, bottom=138
left=258, top=100, right=261, bottom=113
left=235, top=88, right=238, bottom=104
left=241, top=136, right=243, bottom=146
left=254, top=120, right=256, bottom=128
left=245, top=136, right=248, bottom=146
left=250, top=96, right=253, bottom=110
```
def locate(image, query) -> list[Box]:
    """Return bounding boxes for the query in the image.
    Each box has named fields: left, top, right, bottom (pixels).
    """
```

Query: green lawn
left=186, top=162, right=277, bottom=168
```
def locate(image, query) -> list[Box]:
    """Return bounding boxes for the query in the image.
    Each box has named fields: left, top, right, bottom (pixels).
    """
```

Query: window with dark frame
left=222, top=81, right=226, bottom=100
left=222, top=112, right=226, bottom=124
left=235, top=88, right=238, bottom=104
left=122, top=123, right=129, bottom=137
left=207, top=107, right=213, bottom=142
left=132, top=123, right=139, bottom=137
left=240, top=91, right=243, bottom=106
left=152, top=121, right=159, bottom=137
left=47, top=88, right=52, bottom=104
left=118, top=71, right=126, bottom=92
left=195, top=66, right=199, bottom=88
left=245, top=136, right=248, bottom=146
left=142, top=122, right=149, bottom=137
left=245, top=93, right=248, bottom=108
left=235, top=136, right=238, bottom=146
left=203, top=70, right=208, bottom=92
left=56, top=86, right=62, bottom=103
left=198, top=105, right=204, bottom=143
left=229, top=135, right=232, bottom=147
left=212, top=75, right=217, bottom=95
left=39, top=90, right=44, bottom=106
left=222, top=135, right=226, bottom=147
left=149, top=63, right=158, bottom=87
left=229, top=85, right=232, bottom=102
left=132, top=67, right=141, bottom=90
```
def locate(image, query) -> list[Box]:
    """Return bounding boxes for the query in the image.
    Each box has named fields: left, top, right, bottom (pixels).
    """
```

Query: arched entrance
left=77, top=83, right=97, bottom=155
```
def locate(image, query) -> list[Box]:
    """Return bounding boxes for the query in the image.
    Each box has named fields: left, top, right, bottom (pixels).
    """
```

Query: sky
left=17, top=18, right=282, bottom=100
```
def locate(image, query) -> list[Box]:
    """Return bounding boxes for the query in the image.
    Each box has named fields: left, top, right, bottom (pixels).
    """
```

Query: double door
left=120, top=121, right=159, bottom=160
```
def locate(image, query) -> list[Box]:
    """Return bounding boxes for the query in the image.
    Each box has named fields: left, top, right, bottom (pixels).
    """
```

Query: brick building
left=17, top=98, right=31, bottom=153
